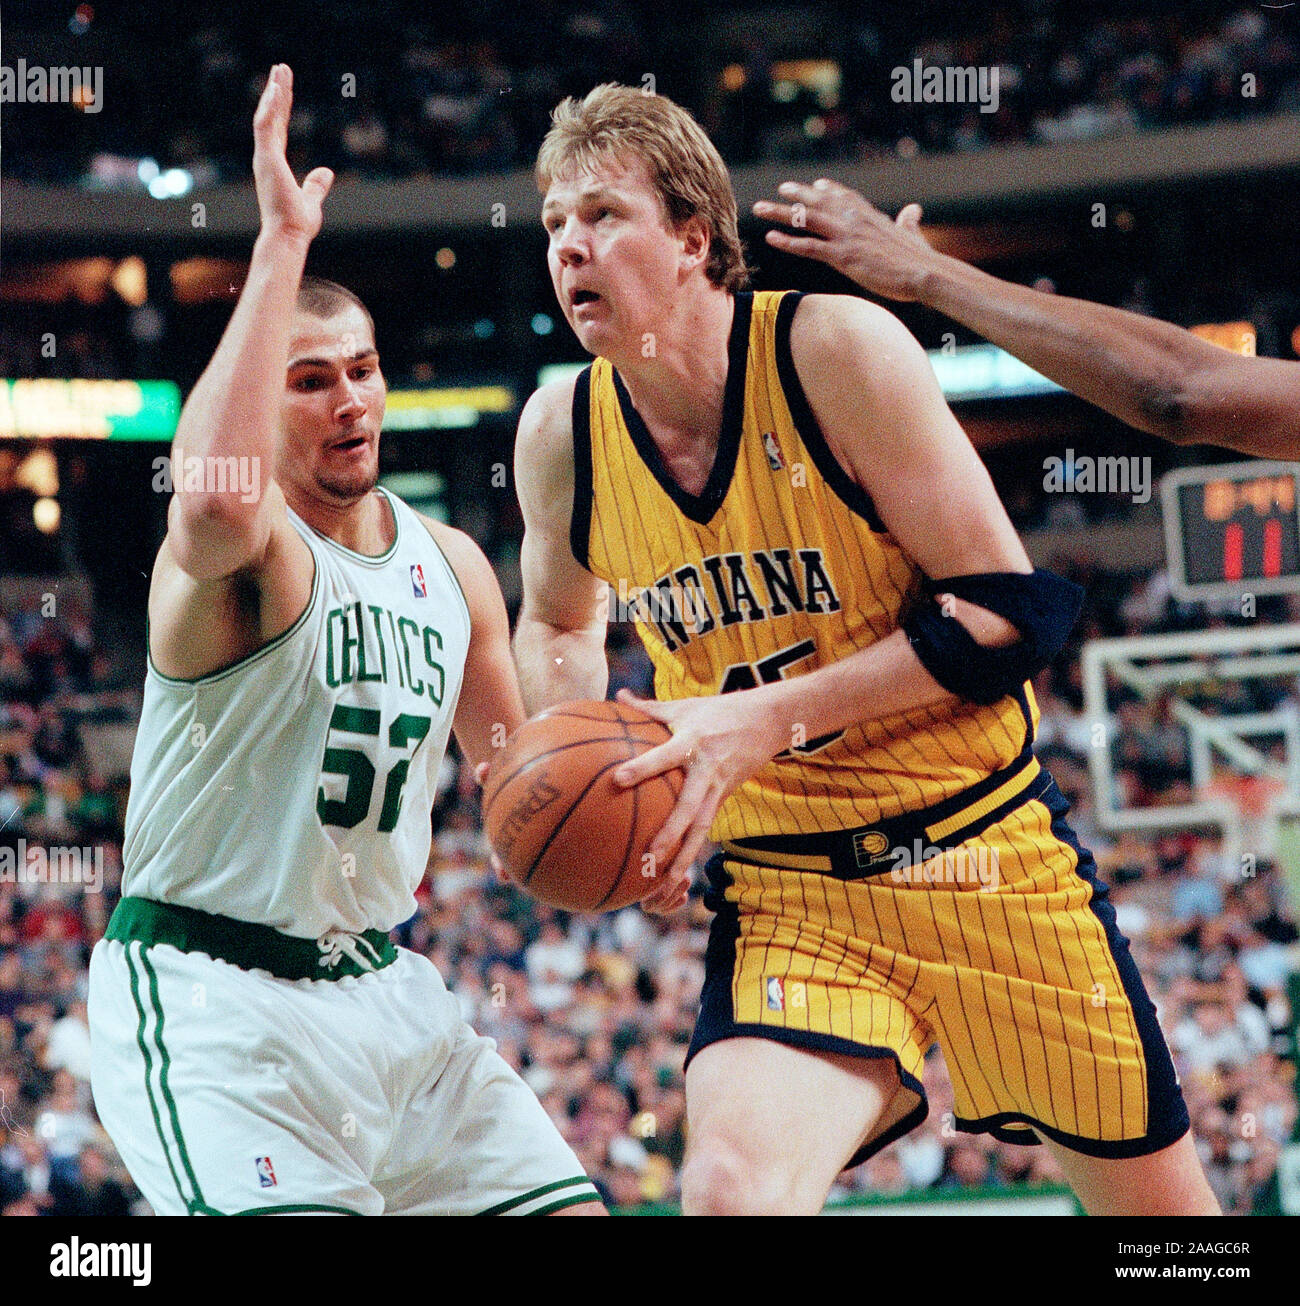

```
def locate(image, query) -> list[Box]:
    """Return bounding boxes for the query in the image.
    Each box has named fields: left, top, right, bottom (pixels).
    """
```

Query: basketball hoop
left=1206, top=770, right=1288, bottom=863
left=1082, top=622, right=1300, bottom=882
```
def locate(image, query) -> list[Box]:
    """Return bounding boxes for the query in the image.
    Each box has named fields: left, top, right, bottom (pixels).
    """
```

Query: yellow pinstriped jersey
left=570, top=289, right=1037, bottom=841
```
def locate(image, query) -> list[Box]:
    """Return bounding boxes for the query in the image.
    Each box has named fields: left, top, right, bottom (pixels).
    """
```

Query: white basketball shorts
left=88, top=900, right=600, bottom=1216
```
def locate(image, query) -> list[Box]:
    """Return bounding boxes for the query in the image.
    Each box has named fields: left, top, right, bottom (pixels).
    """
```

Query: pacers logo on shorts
left=255, top=1156, right=277, bottom=1188
left=853, top=829, right=890, bottom=868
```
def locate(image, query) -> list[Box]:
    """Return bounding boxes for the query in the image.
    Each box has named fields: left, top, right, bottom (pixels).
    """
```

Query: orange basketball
left=481, top=700, right=685, bottom=913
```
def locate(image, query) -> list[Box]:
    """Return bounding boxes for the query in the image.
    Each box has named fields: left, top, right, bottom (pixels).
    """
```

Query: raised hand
left=251, top=64, right=334, bottom=245
left=753, top=178, right=937, bottom=303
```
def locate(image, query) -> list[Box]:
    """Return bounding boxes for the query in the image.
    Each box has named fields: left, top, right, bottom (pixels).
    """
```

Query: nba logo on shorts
left=255, top=1156, right=277, bottom=1188
left=410, top=564, right=427, bottom=598
left=765, top=976, right=785, bottom=1011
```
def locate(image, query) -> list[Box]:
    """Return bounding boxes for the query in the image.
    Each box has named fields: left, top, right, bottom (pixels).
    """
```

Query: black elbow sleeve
left=902, top=569, right=1085, bottom=706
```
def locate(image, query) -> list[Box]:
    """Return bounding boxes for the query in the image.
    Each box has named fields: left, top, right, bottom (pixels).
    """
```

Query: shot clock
left=1161, top=461, right=1300, bottom=601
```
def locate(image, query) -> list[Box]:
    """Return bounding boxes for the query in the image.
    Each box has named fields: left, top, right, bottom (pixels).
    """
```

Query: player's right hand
left=252, top=64, right=334, bottom=245
left=753, top=179, right=936, bottom=303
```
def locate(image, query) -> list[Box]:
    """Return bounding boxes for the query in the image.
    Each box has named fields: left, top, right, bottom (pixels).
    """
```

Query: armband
left=902, top=569, right=1084, bottom=706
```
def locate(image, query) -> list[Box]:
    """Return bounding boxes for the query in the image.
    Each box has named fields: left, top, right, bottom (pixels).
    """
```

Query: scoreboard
left=1161, top=460, right=1300, bottom=600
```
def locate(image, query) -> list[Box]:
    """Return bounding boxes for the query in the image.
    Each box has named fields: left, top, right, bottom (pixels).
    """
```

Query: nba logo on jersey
left=765, top=976, right=785, bottom=1011
left=763, top=431, right=784, bottom=471
left=410, top=564, right=427, bottom=598
left=255, top=1156, right=277, bottom=1188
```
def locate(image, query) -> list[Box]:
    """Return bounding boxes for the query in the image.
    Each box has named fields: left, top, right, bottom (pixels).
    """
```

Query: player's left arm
left=420, top=517, right=526, bottom=775
left=621, top=294, right=1080, bottom=904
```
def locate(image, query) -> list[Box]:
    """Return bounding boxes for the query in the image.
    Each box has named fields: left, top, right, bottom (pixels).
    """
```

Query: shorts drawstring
left=316, top=927, right=384, bottom=974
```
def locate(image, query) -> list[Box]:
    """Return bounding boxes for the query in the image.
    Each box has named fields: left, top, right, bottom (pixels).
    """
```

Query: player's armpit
left=148, top=505, right=315, bottom=681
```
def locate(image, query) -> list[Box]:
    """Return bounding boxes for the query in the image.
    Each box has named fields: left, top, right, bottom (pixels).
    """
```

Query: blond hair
left=536, top=84, right=750, bottom=293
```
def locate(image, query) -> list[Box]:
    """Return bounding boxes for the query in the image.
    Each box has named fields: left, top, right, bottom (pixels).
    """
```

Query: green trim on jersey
left=528, top=1192, right=605, bottom=1217
left=145, top=544, right=321, bottom=687
left=475, top=1175, right=599, bottom=1216
left=228, top=1203, right=363, bottom=1216
left=108, top=897, right=399, bottom=981
left=302, top=486, right=401, bottom=566
left=416, top=518, right=473, bottom=637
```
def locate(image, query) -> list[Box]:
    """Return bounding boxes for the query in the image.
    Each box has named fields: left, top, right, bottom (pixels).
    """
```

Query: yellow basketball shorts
left=687, top=760, right=1190, bottom=1165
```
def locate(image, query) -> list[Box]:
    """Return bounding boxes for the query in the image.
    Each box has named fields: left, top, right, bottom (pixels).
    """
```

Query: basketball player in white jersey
left=86, top=65, right=602, bottom=1216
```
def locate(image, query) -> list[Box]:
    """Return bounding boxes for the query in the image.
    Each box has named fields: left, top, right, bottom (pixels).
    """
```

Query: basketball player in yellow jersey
left=512, top=85, right=1218, bottom=1216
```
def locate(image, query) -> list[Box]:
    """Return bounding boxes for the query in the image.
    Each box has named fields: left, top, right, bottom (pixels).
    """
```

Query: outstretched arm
left=149, top=64, right=331, bottom=682
left=167, top=64, right=335, bottom=581
left=754, top=179, right=1300, bottom=459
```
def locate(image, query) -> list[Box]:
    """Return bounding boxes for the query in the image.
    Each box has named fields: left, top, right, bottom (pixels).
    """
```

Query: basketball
left=481, top=700, right=686, bottom=912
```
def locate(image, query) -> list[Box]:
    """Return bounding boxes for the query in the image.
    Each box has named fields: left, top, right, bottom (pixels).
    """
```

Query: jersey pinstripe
left=571, top=289, right=1036, bottom=842
left=692, top=774, right=1187, bottom=1157
left=717, top=800, right=1152, bottom=1144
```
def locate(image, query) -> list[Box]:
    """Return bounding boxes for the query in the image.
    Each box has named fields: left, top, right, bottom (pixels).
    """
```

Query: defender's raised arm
left=167, top=65, right=334, bottom=582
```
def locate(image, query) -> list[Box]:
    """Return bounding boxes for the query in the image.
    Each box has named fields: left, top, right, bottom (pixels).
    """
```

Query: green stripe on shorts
left=125, top=943, right=192, bottom=1213
left=125, top=943, right=211, bottom=1214
left=476, top=1175, right=598, bottom=1216
left=139, top=946, right=207, bottom=1210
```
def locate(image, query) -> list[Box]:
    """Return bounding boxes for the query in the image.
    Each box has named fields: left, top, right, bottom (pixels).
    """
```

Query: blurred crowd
left=7, top=3, right=1300, bottom=185
left=833, top=6, right=1300, bottom=161
left=0, top=598, right=136, bottom=1214
left=0, top=554, right=1295, bottom=1216
left=3, top=0, right=1298, bottom=1219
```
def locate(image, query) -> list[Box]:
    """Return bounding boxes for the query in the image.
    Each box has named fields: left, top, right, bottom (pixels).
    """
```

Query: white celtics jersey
left=121, top=488, right=470, bottom=939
